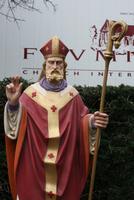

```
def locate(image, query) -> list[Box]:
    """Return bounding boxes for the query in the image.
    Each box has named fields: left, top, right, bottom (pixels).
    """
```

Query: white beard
left=46, top=72, right=64, bottom=82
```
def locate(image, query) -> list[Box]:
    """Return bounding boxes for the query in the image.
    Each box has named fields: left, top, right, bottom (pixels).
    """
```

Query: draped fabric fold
left=5, top=84, right=92, bottom=200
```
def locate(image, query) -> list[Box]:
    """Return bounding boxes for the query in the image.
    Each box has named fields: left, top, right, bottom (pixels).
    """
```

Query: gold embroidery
left=48, top=108, right=59, bottom=138
left=24, top=84, right=78, bottom=113
left=52, top=36, right=59, bottom=56
left=44, top=138, right=59, bottom=164
left=45, top=164, right=57, bottom=195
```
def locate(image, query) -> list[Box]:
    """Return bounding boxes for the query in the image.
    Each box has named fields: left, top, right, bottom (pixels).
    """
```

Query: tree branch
left=0, top=0, right=57, bottom=24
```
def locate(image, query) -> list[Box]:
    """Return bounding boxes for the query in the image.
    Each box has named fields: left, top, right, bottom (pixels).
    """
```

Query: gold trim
left=44, top=138, right=59, bottom=164
left=48, top=107, right=59, bottom=138
left=24, top=83, right=78, bottom=117
left=45, top=164, right=57, bottom=194
left=52, top=36, right=59, bottom=56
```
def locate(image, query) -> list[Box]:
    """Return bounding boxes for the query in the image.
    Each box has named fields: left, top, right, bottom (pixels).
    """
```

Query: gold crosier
left=88, top=20, right=128, bottom=200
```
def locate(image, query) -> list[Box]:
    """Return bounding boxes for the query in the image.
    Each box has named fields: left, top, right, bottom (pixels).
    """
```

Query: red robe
left=5, top=83, right=92, bottom=200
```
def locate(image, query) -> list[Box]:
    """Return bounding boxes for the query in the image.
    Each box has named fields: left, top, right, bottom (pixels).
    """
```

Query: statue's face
left=45, top=57, right=64, bottom=84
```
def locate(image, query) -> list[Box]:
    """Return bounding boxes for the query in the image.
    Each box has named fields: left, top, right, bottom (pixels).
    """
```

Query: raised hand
left=6, top=76, right=23, bottom=105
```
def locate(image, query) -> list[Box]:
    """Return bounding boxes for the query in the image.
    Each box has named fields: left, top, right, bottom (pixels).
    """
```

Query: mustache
left=51, top=70, right=61, bottom=74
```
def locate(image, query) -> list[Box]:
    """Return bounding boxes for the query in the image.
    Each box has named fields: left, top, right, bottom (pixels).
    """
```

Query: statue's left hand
left=91, top=111, right=109, bottom=129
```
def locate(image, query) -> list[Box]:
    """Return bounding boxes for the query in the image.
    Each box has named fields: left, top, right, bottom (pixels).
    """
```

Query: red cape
left=5, top=85, right=92, bottom=200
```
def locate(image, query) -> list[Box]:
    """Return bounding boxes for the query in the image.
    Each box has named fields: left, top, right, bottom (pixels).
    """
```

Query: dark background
left=0, top=78, right=134, bottom=200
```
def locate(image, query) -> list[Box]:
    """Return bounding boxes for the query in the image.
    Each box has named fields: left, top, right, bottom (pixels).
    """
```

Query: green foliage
left=77, top=84, right=134, bottom=200
left=0, top=79, right=134, bottom=200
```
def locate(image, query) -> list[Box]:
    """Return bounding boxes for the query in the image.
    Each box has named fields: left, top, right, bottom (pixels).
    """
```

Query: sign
left=0, top=0, right=134, bottom=86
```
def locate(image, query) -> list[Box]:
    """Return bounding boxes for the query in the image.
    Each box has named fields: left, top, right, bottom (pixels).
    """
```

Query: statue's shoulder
left=61, top=85, right=79, bottom=97
left=23, top=82, right=41, bottom=95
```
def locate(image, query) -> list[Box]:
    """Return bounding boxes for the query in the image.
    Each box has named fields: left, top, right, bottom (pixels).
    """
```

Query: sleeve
left=89, top=128, right=97, bottom=155
left=4, top=102, right=23, bottom=139
left=89, top=114, right=100, bottom=155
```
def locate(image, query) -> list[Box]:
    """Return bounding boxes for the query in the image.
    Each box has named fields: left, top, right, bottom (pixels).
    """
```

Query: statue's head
left=40, top=36, right=69, bottom=84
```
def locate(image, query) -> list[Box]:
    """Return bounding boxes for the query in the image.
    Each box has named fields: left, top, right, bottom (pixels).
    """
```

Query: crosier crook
left=88, top=20, right=128, bottom=200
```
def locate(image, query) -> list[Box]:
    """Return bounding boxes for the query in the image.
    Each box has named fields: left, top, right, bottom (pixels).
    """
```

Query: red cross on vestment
left=69, top=92, right=74, bottom=97
left=32, top=91, right=36, bottom=98
left=48, top=153, right=55, bottom=159
left=51, top=105, right=57, bottom=112
left=48, top=191, right=55, bottom=198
